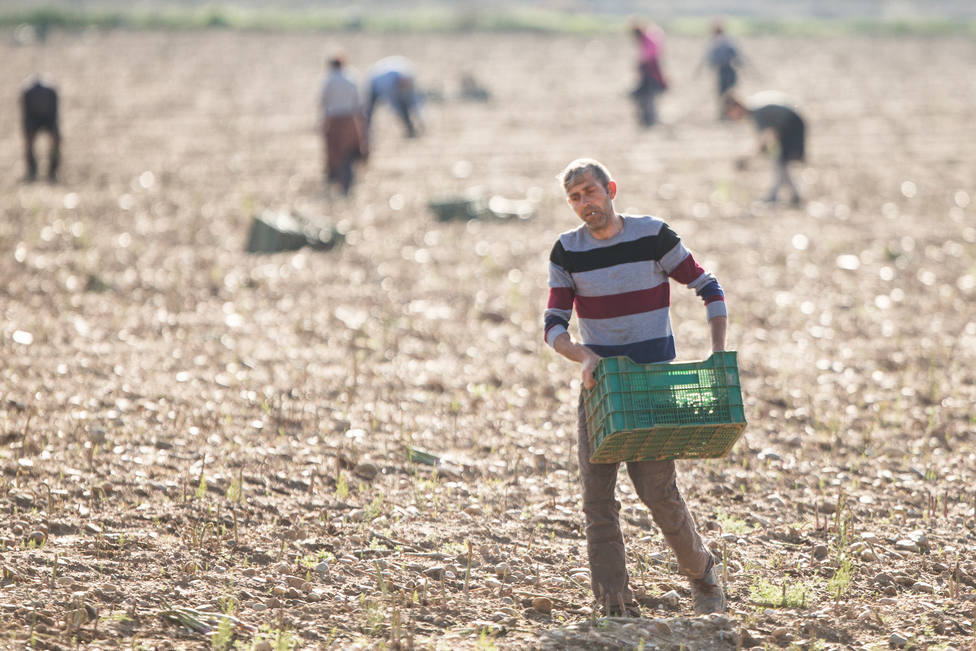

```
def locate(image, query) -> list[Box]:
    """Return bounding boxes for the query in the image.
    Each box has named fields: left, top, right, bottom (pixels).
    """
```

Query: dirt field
left=1, top=28, right=975, bottom=650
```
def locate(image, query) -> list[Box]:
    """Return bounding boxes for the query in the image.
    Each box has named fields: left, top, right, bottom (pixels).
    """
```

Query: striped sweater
left=544, top=215, right=726, bottom=363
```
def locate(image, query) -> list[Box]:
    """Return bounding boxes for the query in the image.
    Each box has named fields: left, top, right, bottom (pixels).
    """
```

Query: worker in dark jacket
left=695, top=20, right=750, bottom=120
left=21, top=76, right=60, bottom=182
left=724, top=91, right=805, bottom=205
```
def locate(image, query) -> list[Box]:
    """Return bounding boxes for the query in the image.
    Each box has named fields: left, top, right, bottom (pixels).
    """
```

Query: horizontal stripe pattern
left=587, top=336, right=676, bottom=364
left=579, top=307, right=672, bottom=348
left=544, top=215, right=726, bottom=363
left=575, top=283, right=669, bottom=320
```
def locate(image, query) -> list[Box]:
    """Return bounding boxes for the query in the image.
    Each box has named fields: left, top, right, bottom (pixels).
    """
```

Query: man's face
left=566, top=170, right=617, bottom=234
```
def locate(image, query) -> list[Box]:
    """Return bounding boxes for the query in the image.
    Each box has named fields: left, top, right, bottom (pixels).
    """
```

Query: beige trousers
left=577, top=396, right=712, bottom=604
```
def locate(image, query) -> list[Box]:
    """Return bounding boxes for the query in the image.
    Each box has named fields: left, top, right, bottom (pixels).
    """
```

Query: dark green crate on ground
left=583, top=352, right=747, bottom=463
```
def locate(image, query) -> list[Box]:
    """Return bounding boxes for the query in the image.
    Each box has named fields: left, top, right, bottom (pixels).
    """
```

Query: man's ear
left=607, top=180, right=617, bottom=199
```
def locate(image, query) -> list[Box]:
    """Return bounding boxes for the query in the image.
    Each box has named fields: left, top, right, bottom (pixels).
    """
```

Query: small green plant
left=210, top=616, right=233, bottom=650
left=361, top=596, right=385, bottom=635
left=253, top=626, right=298, bottom=651
left=226, top=474, right=242, bottom=503
left=364, top=494, right=383, bottom=521
left=748, top=577, right=812, bottom=608
left=335, top=473, right=349, bottom=500
left=475, top=629, right=499, bottom=650
left=195, top=474, right=208, bottom=500
left=715, top=509, right=753, bottom=535
left=827, top=558, right=853, bottom=602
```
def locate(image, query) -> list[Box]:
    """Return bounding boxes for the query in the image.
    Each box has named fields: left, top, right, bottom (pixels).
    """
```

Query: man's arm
left=709, top=315, right=727, bottom=353
left=552, top=332, right=602, bottom=390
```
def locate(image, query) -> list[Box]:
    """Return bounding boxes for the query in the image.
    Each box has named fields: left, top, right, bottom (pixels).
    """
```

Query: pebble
left=911, top=581, right=935, bottom=594
left=757, top=449, right=782, bottom=462
left=770, top=626, right=791, bottom=641
left=354, top=462, right=378, bottom=480
left=860, top=548, right=877, bottom=561
left=813, top=544, right=829, bottom=560
left=660, top=590, right=680, bottom=609
left=907, top=530, right=929, bottom=551
left=873, top=572, right=893, bottom=585
left=532, top=597, right=553, bottom=613
left=494, top=562, right=509, bottom=578
left=894, top=574, right=914, bottom=587
left=741, top=629, right=763, bottom=646
left=424, top=566, right=445, bottom=579
left=889, top=632, right=908, bottom=648
left=894, top=539, right=919, bottom=553
left=314, top=562, right=330, bottom=576
left=26, top=531, right=46, bottom=546
left=646, top=620, right=672, bottom=635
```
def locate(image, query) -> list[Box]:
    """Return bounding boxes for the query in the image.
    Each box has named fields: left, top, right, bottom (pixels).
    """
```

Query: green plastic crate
left=583, top=351, right=747, bottom=463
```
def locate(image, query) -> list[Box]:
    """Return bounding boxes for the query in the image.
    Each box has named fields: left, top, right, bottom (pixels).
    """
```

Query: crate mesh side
left=584, top=353, right=746, bottom=462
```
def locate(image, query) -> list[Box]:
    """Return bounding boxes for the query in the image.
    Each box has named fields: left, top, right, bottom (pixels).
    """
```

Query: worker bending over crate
left=543, top=158, right=728, bottom=616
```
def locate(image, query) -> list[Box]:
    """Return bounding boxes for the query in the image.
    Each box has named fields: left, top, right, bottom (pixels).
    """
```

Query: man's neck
left=589, top=214, right=624, bottom=240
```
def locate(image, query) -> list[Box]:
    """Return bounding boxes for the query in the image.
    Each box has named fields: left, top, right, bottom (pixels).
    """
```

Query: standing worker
left=630, top=21, right=668, bottom=128
left=696, top=20, right=748, bottom=120
left=21, top=76, right=60, bottom=182
left=365, top=56, right=423, bottom=139
left=543, top=158, right=728, bottom=616
left=724, top=91, right=806, bottom=205
left=319, top=51, right=368, bottom=195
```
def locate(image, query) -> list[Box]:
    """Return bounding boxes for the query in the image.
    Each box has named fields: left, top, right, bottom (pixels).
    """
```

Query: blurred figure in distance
left=724, top=91, right=806, bottom=206
left=695, top=19, right=750, bottom=120
left=630, top=20, right=668, bottom=128
left=365, top=55, right=423, bottom=139
left=320, top=50, right=368, bottom=195
left=21, top=75, right=60, bottom=182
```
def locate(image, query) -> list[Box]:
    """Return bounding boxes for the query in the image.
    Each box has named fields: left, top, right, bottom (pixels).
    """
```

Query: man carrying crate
left=543, top=158, right=728, bottom=616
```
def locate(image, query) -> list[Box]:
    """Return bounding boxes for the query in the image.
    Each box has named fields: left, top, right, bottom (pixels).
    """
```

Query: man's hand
left=580, top=347, right=602, bottom=390
left=553, top=333, right=603, bottom=390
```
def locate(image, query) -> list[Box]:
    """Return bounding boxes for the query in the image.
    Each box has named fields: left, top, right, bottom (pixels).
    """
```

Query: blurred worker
left=630, top=21, right=668, bottom=128
left=365, top=56, right=423, bottom=139
left=544, top=158, right=728, bottom=617
left=724, top=91, right=806, bottom=205
left=695, top=20, right=749, bottom=120
left=21, top=76, right=60, bottom=182
left=319, top=51, right=368, bottom=195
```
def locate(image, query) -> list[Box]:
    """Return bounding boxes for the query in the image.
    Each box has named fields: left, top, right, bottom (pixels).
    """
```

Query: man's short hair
left=328, top=49, right=346, bottom=70
left=559, top=158, right=612, bottom=192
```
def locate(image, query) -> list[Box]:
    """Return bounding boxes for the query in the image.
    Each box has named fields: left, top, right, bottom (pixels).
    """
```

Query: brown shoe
left=690, top=566, right=726, bottom=614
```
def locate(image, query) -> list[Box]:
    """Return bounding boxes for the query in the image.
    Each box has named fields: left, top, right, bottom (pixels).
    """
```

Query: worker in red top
left=630, top=21, right=668, bottom=128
